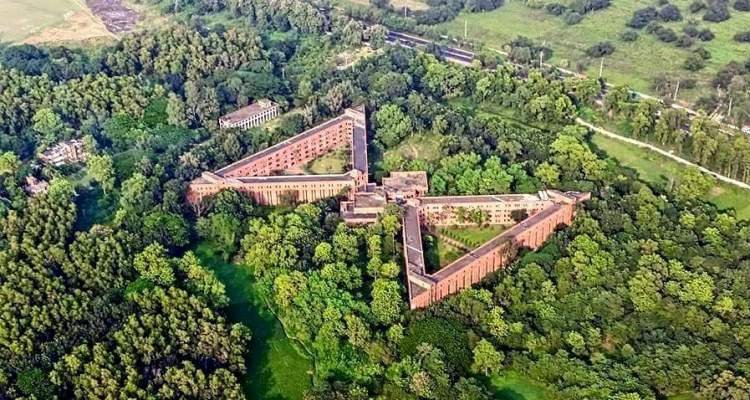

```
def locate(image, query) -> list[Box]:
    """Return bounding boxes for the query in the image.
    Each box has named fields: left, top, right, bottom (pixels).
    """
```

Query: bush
left=703, top=0, right=731, bottom=21
left=698, top=28, right=715, bottom=40
left=694, top=46, right=712, bottom=59
left=621, top=29, right=640, bottom=41
left=628, top=6, right=659, bottom=28
left=682, top=79, right=698, bottom=89
left=684, top=53, right=707, bottom=70
left=676, top=34, right=695, bottom=47
left=655, top=27, right=679, bottom=42
left=735, top=0, right=750, bottom=10
left=465, top=0, right=505, bottom=12
left=683, top=23, right=700, bottom=37
left=734, top=31, right=750, bottom=41
left=564, top=11, right=584, bottom=24
left=645, top=21, right=664, bottom=33
left=689, top=0, right=707, bottom=12
left=585, top=41, right=616, bottom=57
left=659, top=4, right=683, bottom=20
left=546, top=2, right=567, bottom=15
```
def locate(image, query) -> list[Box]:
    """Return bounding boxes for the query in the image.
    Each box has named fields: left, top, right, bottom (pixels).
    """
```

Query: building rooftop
left=215, top=116, right=352, bottom=177
left=383, top=171, right=429, bottom=195
left=219, top=99, right=276, bottom=125
left=418, top=194, right=541, bottom=205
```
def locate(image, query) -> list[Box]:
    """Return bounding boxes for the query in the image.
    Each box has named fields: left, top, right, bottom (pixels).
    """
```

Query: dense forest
left=0, top=1, right=749, bottom=399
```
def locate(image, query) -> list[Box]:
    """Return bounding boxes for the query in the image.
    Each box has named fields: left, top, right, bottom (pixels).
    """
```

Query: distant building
left=219, top=99, right=279, bottom=130
left=39, top=139, right=86, bottom=166
left=24, top=176, right=49, bottom=196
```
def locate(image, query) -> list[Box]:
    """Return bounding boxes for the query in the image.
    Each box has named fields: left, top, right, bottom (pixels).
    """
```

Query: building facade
left=218, top=99, right=279, bottom=130
left=188, top=104, right=590, bottom=310
left=188, top=106, right=368, bottom=207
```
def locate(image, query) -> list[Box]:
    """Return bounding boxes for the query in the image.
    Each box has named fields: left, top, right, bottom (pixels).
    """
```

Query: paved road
left=576, top=118, right=750, bottom=190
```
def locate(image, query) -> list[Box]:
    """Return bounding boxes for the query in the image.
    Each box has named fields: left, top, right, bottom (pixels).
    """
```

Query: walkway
left=576, top=118, right=750, bottom=190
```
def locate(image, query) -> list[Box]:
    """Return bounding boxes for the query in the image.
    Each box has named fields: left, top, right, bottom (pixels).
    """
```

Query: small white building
left=219, top=99, right=279, bottom=130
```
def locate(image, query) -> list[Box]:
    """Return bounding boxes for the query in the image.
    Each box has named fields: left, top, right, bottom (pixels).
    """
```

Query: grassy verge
left=383, top=133, right=445, bottom=164
left=490, top=370, right=555, bottom=400
left=193, top=242, right=313, bottom=400
left=591, top=132, right=750, bottom=219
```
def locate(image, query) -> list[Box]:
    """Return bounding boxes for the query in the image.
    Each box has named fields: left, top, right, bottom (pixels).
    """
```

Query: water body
left=193, top=243, right=313, bottom=400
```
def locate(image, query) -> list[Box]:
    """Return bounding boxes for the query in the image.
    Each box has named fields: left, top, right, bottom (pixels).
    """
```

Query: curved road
left=576, top=118, right=750, bottom=190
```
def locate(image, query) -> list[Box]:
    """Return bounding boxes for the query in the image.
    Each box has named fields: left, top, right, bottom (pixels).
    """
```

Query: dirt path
left=576, top=118, right=750, bottom=191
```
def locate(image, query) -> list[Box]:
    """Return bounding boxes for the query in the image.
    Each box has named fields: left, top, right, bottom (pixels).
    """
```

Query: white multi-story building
left=218, top=99, right=279, bottom=130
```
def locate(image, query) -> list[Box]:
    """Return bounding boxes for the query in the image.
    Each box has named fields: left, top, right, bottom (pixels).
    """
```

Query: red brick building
left=187, top=105, right=589, bottom=309
left=187, top=106, right=368, bottom=207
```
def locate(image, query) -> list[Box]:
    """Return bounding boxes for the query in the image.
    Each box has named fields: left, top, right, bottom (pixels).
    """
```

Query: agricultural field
left=0, top=0, right=113, bottom=44
left=439, top=0, right=750, bottom=103
left=591, top=132, right=750, bottom=219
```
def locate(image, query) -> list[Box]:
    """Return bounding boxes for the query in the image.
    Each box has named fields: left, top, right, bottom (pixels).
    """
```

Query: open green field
left=439, top=0, right=750, bottom=102
left=591, top=132, right=750, bottom=219
left=193, top=242, right=313, bottom=400
left=491, top=370, right=555, bottom=400
left=383, top=133, right=445, bottom=164
left=439, top=224, right=507, bottom=248
left=0, top=0, right=113, bottom=44
left=306, top=148, right=351, bottom=174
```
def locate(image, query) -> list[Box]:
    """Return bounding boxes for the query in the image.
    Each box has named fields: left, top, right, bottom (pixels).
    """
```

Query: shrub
left=682, top=78, right=698, bottom=89
left=628, top=6, right=659, bottom=28
left=703, top=0, right=731, bottom=21
left=734, top=31, right=750, bottom=41
left=621, top=29, right=640, bottom=41
left=585, top=41, right=616, bottom=57
left=735, top=0, right=750, bottom=10
left=546, top=2, right=567, bottom=15
left=659, top=4, right=683, bottom=21
left=676, top=34, right=695, bottom=47
left=564, top=11, right=584, bottom=24
left=465, top=0, right=505, bottom=12
left=645, top=21, right=664, bottom=33
left=689, top=0, right=707, bottom=12
left=694, top=46, right=712, bottom=59
left=655, top=27, right=679, bottom=42
left=698, top=28, right=715, bottom=41
left=684, top=53, right=707, bottom=70
left=683, top=23, right=700, bottom=37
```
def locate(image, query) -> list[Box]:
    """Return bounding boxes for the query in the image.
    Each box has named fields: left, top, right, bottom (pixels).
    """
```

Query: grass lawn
left=1, top=0, right=112, bottom=44
left=306, top=148, right=351, bottom=174
left=490, top=370, right=555, bottom=400
left=339, top=0, right=429, bottom=10
left=439, top=0, right=750, bottom=103
left=193, top=242, right=313, bottom=400
left=383, top=133, right=445, bottom=164
left=439, top=224, right=507, bottom=248
left=423, top=232, right=466, bottom=272
left=591, top=132, right=750, bottom=219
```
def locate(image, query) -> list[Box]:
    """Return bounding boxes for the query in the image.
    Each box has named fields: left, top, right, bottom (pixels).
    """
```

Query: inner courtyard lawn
left=305, top=148, right=351, bottom=175
left=438, top=224, right=507, bottom=248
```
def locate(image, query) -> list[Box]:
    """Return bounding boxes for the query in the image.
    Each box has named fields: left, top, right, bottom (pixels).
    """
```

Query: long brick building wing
left=187, top=105, right=589, bottom=310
